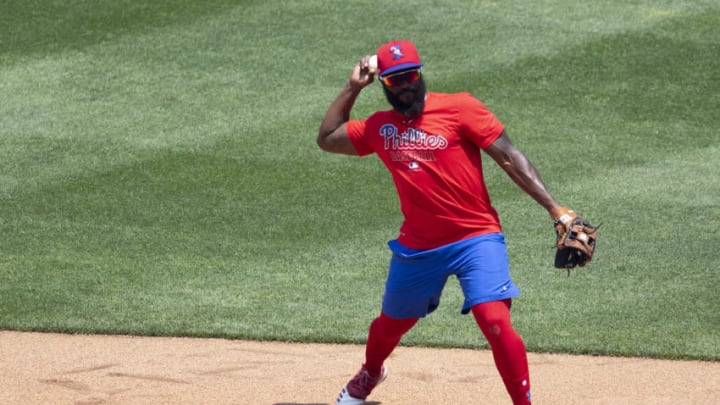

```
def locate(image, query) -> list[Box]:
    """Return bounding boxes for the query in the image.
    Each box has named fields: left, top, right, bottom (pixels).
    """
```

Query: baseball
left=368, top=54, right=378, bottom=71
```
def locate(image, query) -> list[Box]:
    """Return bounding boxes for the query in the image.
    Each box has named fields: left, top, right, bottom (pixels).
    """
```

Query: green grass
left=1, top=0, right=718, bottom=361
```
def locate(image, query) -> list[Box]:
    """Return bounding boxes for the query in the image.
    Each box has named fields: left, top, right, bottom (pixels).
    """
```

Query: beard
left=382, top=78, right=427, bottom=117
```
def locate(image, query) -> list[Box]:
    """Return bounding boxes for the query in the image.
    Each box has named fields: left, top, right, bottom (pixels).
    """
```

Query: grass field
left=1, top=0, right=718, bottom=361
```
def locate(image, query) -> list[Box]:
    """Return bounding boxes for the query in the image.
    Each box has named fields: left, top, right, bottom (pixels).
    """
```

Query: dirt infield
left=2, top=331, right=718, bottom=404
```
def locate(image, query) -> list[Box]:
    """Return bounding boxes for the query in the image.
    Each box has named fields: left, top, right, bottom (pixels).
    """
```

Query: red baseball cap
left=376, top=40, right=423, bottom=78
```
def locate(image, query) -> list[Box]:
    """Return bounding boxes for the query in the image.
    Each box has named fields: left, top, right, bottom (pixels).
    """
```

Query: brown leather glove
left=551, top=207, right=597, bottom=269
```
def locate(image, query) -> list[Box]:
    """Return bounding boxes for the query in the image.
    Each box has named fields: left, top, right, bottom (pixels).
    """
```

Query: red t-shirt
left=347, top=91, right=504, bottom=249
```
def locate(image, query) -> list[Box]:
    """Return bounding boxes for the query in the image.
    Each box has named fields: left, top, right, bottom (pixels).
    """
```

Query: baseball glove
left=552, top=207, right=597, bottom=270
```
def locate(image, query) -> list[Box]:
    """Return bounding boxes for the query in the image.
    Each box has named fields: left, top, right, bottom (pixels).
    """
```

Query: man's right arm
left=317, top=56, right=375, bottom=155
left=317, top=83, right=363, bottom=155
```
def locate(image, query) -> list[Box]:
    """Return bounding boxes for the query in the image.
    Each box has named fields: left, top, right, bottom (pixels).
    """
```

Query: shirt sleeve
left=457, top=92, right=505, bottom=149
left=346, top=119, right=375, bottom=156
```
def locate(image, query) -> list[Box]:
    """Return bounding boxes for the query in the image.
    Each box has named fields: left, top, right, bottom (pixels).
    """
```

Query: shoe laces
left=348, top=368, right=383, bottom=398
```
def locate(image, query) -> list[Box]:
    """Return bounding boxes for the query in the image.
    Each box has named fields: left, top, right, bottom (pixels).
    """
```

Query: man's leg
left=364, top=311, right=418, bottom=375
left=336, top=312, right=418, bottom=404
left=471, top=299, right=531, bottom=405
left=337, top=239, right=439, bottom=404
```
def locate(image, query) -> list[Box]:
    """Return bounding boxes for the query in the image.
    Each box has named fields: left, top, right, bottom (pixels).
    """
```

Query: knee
left=371, top=311, right=418, bottom=339
left=471, top=300, right=513, bottom=337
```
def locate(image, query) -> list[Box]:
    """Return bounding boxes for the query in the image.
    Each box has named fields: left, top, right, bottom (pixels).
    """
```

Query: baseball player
left=317, top=39, right=588, bottom=405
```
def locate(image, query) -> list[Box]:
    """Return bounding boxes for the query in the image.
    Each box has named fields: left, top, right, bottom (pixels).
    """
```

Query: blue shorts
left=382, top=233, right=520, bottom=319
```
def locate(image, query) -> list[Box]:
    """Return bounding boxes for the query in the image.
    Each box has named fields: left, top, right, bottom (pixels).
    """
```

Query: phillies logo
left=379, top=124, right=448, bottom=150
left=390, top=45, right=404, bottom=59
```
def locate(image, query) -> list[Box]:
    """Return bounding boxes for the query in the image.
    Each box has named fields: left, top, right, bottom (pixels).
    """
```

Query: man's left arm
left=485, top=131, right=598, bottom=269
left=483, top=131, right=561, bottom=217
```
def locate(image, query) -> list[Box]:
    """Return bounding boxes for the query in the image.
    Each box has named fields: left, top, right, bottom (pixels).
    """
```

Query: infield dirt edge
left=1, top=330, right=718, bottom=404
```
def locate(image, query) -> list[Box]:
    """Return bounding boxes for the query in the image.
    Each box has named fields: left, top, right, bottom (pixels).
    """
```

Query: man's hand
left=349, top=55, right=377, bottom=91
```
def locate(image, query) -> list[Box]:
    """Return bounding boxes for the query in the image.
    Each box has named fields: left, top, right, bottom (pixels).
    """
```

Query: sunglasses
left=380, top=69, right=422, bottom=87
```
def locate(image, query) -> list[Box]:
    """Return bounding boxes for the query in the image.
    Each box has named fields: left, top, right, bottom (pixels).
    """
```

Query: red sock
left=471, top=299, right=531, bottom=405
left=363, top=311, right=418, bottom=375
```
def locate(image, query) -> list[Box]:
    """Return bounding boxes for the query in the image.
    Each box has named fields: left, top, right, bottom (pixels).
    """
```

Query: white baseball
left=368, top=55, right=378, bottom=71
